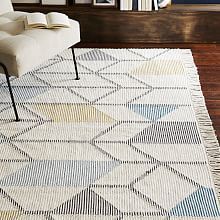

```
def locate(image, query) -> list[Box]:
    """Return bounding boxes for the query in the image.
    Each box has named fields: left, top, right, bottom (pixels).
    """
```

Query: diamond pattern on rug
left=36, top=59, right=90, bottom=74
left=0, top=105, right=43, bottom=121
left=0, top=48, right=219, bottom=220
left=0, top=160, right=119, bottom=187
left=96, top=88, right=152, bottom=104
left=92, top=187, right=161, bottom=213
left=53, top=188, right=120, bottom=215
left=134, top=166, right=198, bottom=210
left=0, top=86, right=49, bottom=103
left=170, top=164, right=214, bottom=188
left=0, top=162, right=29, bottom=179
left=35, top=72, right=113, bottom=87
left=0, top=143, right=28, bottom=160
left=169, top=187, right=220, bottom=217
left=26, top=88, right=87, bottom=104
left=94, top=143, right=149, bottom=162
left=130, top=89, right=191, bottom=105
left=77, top=49, right=118, bottom=61
left=0, top=121, right=40, bottom=138
left=101, top=74, right=150, bottom=88
left=13, top=142, right=113, bottom=161
left=72, top=87, right=117, bottom=103
left=127, top=104, right=178, bottom=121
left=95, top=122, right=150, bottom=142
left=129, top=48, right=170, bottom=59
left=95, top=105, right=151, bottom=121
left=159, top=106, right=197, bottom=122
left=15, top=122, right=113, bottom=142
left=78, top=60, right=118, bottom=73
left=8, top=74, right=46, bottom=87
left=133, top=144, right=207, bottom=162
left=71, top=48, right=95, bottom=58
left=1, top=187, right=84, bottom=211
left=99, top=48, right=145, bottom=60
left=134, top=75, right=188, bottom=88
left=33, top=104, right=115, bottom=123
left=98, top=60, right=147, bottom=74
left=131, top=122, right=201, bottom=144
left=130, top=60, right=185, bottom=75
left=94, top=163, right=155, bottom=185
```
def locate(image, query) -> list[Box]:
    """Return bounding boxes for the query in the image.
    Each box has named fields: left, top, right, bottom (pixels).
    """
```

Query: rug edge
left=181, top=49, right=220, bottom=203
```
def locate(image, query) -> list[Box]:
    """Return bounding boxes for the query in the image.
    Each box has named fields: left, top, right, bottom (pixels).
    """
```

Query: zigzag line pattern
left=0, top=48, right=219, bottom=220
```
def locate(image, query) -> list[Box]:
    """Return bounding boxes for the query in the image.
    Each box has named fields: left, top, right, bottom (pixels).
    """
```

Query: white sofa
left=0, top=0, right=81, bottom=121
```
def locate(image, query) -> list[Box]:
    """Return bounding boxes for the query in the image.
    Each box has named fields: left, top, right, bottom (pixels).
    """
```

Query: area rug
left=0, top=48, right=220, bottom=220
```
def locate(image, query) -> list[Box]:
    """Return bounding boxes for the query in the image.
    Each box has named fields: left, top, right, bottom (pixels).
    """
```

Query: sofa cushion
left=0, top=11, right=80, bottom=77
left=0, top=0, right=14, bottom=15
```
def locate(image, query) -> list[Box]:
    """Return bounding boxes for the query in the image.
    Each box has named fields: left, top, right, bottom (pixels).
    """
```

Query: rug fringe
left=181, top=49, right=220, bottom=201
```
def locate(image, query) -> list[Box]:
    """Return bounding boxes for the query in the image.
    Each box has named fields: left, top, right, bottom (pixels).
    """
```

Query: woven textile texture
left=0, top=48, right=220, bottom=220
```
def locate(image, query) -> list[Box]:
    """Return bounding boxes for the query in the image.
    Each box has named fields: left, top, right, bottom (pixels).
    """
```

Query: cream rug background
left=0, top=48, right=220, bottom=219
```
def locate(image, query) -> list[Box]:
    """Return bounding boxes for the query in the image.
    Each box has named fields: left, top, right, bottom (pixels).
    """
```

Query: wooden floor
left=78, top=43, right=220, bottom=143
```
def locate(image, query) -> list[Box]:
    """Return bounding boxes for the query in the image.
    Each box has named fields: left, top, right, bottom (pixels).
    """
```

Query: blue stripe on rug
left=170, top=187, right=220, bottom=217
left=0, top=160, right=120, bottom=187
left=127, top=104, right=178, bottom=121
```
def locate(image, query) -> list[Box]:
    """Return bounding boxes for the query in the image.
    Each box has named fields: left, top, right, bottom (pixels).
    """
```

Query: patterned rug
left=0, top=48, right=220, bottom=220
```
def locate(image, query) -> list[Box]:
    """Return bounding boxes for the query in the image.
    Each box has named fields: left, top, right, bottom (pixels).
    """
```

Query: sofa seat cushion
left=0, top=11, right=80, bottom=77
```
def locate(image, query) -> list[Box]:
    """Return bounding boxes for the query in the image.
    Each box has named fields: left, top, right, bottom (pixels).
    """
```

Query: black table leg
left=0, top=63, right=19, bottom=122
left=71, top=47, right=80, bottom=80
